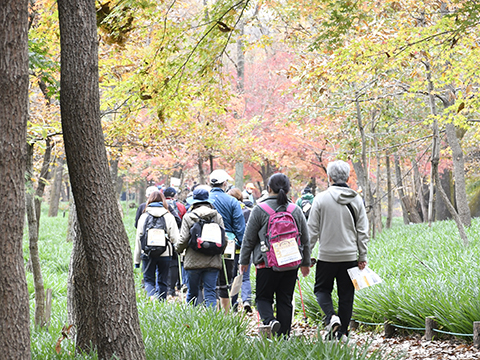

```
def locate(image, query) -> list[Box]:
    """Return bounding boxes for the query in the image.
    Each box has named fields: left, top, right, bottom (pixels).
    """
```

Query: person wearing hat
left=295, top=186, right=315, bottom=221
left=175, top=188, right=226, bottom=308
left=208, top=169, right=246, bottom=312
left=242, top=182, right=256, bottom=204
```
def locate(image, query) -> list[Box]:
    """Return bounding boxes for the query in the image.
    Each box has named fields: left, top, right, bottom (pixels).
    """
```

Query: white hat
left=145, top=186, right=158, bottom=197
left=209, top=169, right=233, bottom=185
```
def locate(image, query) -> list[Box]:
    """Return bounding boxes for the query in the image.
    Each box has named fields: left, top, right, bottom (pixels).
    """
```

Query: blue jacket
left=209, top=187, right=245, bottom=244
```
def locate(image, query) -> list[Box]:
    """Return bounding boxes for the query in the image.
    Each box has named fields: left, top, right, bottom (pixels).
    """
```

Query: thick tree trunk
left=0, top=1, right=32, bottom=357
left=394, top=154, right=410, bottom=225
left=385, top=153, right=393, bottom=229
left=445, top=122, right=471, bottom=227
left=57, top=1, right=145, bottom=358
left=49, top=156, right=65, bottom=217
left=26, top=144, right=46, bottom=328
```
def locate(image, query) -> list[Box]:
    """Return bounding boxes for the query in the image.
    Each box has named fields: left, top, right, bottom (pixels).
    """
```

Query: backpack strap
left=286, top=203, right=296, bottom=214
left=259, top=202, right=275, bottom=215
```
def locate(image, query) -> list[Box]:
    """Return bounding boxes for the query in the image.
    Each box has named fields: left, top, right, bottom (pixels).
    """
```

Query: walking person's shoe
left=243, top=301, right=252, bottom=314
left=269, top=319, right=281, bottom=333
left=324, top=315, right=341, bottom=340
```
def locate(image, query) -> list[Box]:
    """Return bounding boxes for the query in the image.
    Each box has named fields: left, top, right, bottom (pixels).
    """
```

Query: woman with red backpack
left=239, top=173, right=311, bottom=337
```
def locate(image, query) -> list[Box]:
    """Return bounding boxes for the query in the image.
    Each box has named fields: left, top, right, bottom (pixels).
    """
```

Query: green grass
left=25, top=202, right=401, bottom=359
left=297, top=218, right=480, bottom=338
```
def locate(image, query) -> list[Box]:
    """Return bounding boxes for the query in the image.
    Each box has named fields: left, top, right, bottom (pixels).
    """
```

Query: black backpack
left=301, top=198, right=312, bottom=220
left=188, top=214, right=226, bottom=255
left=140, top=213, right=171, bottom=257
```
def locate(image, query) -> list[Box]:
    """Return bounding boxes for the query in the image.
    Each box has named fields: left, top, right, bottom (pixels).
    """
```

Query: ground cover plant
left=297, top=217, right=480, bottom=339
left=25, top=203, right=402, bottom=359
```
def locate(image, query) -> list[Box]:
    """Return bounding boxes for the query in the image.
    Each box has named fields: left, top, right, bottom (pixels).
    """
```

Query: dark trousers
left=217, top=258, right=234, bottom=299
left=256, top=267, right=298, bottom=337
left=314, top=260, right=357, bottom=336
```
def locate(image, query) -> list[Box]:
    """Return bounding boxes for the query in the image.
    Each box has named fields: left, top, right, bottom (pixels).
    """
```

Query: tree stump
left=474, top=321, right=480, bottom=348
left=425, top=317, right=437, bottom=341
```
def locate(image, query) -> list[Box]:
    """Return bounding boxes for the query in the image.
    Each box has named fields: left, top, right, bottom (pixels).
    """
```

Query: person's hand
left=358, top=261, right=367, bottom=270
left=300, top=266, right=310, bottom=277
left=239, top=265, right=249, bottom=274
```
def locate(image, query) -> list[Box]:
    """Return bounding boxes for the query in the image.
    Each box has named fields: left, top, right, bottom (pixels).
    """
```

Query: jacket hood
left=191, top=204, right=218, bottom=219
left=146, top=205, right=169, bottom=217
left=328, top=185, right=358, bottom=205
left=301, top=193, right=315, bottom=201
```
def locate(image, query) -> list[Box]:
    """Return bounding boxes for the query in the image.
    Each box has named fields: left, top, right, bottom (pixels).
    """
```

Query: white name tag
left=272, top=238, right=301, bottom=266
left=147, top=228, right=166, bottom=246
left=201, top=223, right=222, bottom=244
left=223, top=239, right=235, bottom=260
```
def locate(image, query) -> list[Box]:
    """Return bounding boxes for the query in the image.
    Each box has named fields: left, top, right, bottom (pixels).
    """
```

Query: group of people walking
left=133, top=160, right=369, bottom=341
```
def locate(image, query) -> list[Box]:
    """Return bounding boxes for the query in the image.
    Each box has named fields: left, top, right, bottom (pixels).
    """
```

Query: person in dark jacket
left=239, top=173, right=311, bottom=337
left=208, top=170, right=246, bottom=312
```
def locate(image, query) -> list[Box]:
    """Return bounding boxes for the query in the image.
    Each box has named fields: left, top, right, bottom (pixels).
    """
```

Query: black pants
left=217, top=258, right=234, bottom=299
left=314, top=260, right=357, bottom=336
left=256, top=267, right=298, bottom=337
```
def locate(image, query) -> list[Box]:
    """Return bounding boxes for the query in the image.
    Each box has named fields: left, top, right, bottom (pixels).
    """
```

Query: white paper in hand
left=347, top=266, right=382, bottom=290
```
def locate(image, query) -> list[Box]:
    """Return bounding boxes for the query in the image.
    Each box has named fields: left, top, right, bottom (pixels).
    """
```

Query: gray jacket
left=308, top=185, right=368, bottom=262
left=175, top=203, right=226, bottom=270
left=239, top=196, right=311, bottom=268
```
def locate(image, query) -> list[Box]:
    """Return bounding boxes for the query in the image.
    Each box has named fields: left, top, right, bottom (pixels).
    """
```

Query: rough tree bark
left=57, top=0, right=146, bottom=358
left=0, top=1, right=32, bottom=357
left=413, top=160, right=428, bottom=222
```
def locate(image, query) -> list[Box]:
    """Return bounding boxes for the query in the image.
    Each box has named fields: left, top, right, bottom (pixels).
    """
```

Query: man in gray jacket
left=308, top=160, right=369, bottom=340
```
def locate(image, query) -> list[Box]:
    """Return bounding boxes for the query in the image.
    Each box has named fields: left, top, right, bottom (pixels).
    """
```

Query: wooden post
left=258, top=325, right=272, bottom=339
left=474, top=321, right=480, bottom=348
left=384, top=321, right=395, bottom=338
left=425, top=316, right=437, bottom=341
left=349, top=320, right=359, bottom=331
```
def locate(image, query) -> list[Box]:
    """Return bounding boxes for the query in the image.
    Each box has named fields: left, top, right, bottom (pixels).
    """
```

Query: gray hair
left=327, top=160, right=350, bottom=183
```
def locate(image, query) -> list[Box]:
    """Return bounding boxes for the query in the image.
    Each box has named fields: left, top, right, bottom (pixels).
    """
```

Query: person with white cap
left=208, top=169, right=246, bottom=312
left=134, top=186, right=160, bottom=228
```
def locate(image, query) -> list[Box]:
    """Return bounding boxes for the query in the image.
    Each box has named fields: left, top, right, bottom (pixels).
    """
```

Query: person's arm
left=294, top=206, right=311, bottom=276
left=239, top=206, right=262, bottom=267
left=232, top=200, right=246, bottom=245
left=307, top=195, right=321, bottom=254
left=175, top=215, right=191, bottom=254
left=355, top=197, right=369, bottom=264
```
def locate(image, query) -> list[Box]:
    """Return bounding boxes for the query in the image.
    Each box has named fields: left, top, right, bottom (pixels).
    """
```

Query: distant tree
left=57, top=0, right=145, bottom=358
left=0, top=0, right=32, bottom=358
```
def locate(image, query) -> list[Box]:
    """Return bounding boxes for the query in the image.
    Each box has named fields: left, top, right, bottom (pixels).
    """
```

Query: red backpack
left=259, top=203, right=303, bottom=271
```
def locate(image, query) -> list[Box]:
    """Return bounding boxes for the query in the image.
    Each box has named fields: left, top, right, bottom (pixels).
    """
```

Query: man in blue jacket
left=209, top=169, right=246, bottom=312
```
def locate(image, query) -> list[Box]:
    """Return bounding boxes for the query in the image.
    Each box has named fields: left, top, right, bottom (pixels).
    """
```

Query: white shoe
left=325, top=315, right=341, bottom=334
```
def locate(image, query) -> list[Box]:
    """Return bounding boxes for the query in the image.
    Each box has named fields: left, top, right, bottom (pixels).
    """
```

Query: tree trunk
left=26, top=143, right=46, bottom=328
left=373, top=121, right=382, bottom=234
left=198, top=156, right=206, bottom=184
left=385, top=153, right=393, bottom=229
left=394, top=154, right=410, bottom=225
left=413, top=161, right=428, bottom=222
left=66, top=197, right=77, bottom=243
left=35, top=137, right=53, bottom=228
left=445, top=122, right=471, bottom=227
left=0, top=1, right=32, bottom=357
left=57, top=1, right=146, bottom=358
left=49, top=156, right=65, bottom=217
left=235, top=162, right=244, bottom=190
